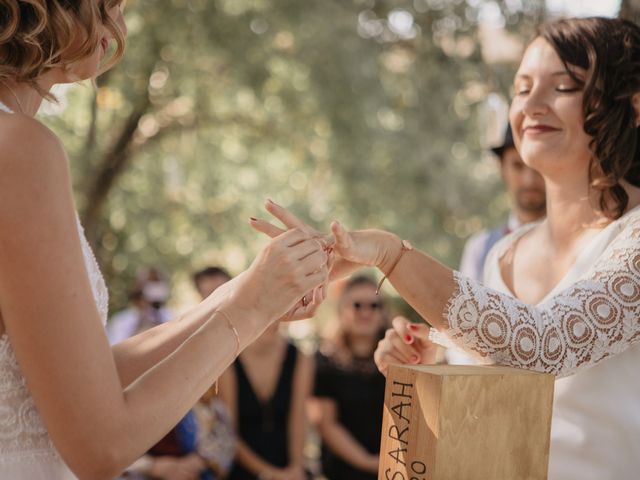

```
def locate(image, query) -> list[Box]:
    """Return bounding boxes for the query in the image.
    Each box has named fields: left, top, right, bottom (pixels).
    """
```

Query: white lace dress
left=0, top=102, right=110, bottom=478
left=433, top=205, right=640, bottom=479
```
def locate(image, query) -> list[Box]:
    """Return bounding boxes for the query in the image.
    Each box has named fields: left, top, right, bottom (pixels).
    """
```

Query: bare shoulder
left=0, top=114, right=71, bottom=216
left=0, top=113, right=68, bottom=174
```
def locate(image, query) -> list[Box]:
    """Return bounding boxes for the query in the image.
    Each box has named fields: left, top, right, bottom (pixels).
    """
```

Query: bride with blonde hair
left=0, top=2, right=328, bottom=478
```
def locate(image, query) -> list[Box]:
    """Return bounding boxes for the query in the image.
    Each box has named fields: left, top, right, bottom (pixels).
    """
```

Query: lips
left=523, top=124, right=561, bottom=135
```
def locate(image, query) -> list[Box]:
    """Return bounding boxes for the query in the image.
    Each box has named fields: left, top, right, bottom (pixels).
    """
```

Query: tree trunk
left=81, top=97, right=150, bottom=244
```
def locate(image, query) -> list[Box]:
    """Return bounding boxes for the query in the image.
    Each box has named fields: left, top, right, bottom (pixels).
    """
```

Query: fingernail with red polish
left=408, top=324, right=418, bottom=332
left=404, top=334, right=413, bottom=344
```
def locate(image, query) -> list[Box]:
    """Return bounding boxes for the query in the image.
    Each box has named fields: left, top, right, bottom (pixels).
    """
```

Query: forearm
left=108, top=308, right=265, bottom=474
left=381, top=242, right=456, bottom=331
left=288, top=354, right=312, bottom=468
left=112, top=274, right=245, bottom=387
left=288, top=407, right=306, bottom=468
left=235, top=438, right=282, bottom=476
left=319, top=421, right=377, bottom=471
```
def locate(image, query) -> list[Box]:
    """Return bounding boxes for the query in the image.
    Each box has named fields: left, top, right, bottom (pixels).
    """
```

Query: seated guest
left=218, top=321, right=314, bottom=480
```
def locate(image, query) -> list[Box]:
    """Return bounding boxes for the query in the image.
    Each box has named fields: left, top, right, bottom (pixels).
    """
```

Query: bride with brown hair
left=0, top=2, right=329, bottom=479
left=254, top=17, right=640, bottom=479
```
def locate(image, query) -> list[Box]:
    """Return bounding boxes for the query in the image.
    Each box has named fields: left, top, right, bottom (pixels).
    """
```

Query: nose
left=522, top=86, right=550, bottom=118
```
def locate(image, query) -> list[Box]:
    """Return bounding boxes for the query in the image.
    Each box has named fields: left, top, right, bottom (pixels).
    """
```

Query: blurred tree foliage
left=44, top=0, right=548, bottom=311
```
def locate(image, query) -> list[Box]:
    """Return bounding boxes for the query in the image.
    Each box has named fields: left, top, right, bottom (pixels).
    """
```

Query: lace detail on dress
left=0, top=216, right=108, bottom=467
left=75, top=215, right=109, bottom=322
left=437, top=212, right=640, bottom=377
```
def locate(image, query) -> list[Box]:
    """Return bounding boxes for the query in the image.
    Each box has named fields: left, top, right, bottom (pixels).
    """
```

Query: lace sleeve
left=435, top=218, right=640, bottom=377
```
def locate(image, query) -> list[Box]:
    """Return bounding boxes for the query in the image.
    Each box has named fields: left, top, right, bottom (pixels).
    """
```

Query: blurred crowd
left=110, top=265, right=389, bottom=480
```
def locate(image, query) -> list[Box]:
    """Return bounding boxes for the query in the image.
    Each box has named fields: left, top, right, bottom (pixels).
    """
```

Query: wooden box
left=378, top=365, right=554, bottom=480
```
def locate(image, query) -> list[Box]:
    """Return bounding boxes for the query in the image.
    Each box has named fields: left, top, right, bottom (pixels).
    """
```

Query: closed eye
left=556, top=87, right=581, bottom=93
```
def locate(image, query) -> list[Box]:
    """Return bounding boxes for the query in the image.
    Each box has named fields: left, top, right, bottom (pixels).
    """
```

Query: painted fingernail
left=404, top=334, right=413, bottom=344
left=408, top=324, right=419, bottom=332
left=411, top=354, right=420, bottom=364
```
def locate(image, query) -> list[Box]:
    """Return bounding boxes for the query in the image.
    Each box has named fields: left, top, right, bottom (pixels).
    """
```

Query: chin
left=520, top=146, right=558, bottom=172
left=58, top=54, right=102, bottom=83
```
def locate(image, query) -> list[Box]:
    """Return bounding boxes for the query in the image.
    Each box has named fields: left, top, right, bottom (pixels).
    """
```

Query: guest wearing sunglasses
left=310, top=275, right=387, bottom=480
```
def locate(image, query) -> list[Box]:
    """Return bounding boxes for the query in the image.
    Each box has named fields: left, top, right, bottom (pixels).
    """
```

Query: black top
left=314, top=350, right=386, bottom=480
left=229, top=343, right=298, bottom=480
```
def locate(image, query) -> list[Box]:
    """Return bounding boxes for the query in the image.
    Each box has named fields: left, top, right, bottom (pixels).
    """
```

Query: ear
left=633, top=92, right=640, bottom=127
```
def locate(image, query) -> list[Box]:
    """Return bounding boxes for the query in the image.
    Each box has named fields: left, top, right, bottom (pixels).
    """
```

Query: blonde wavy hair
left=0, top=0, right=125, bottom=95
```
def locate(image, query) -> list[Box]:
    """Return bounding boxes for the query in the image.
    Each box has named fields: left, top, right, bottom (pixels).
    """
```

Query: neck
left=348, top=333, right=377, bottom=357
left=0, top=78, right=51, bottom=116
left=542, top=172, right=608, bottom=248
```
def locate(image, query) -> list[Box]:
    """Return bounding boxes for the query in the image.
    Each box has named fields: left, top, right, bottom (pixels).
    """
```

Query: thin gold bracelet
left=376, top=238, right=413, bottom=295
left=213, top=309, right=241, bottom=394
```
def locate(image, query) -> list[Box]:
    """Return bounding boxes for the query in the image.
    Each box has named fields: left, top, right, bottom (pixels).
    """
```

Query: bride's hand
left=374, top=316, right=438, bottom=377
left=250, top=199, right=362, bottom=281
left=228, top=228, right=329, bottom=328
left=279, top=281, right=327, bottom=322
left=329, top=221, right=400, bottom=271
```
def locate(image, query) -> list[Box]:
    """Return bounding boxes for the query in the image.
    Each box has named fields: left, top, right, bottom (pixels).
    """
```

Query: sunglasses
left=352, top=301, right=383, bottom=311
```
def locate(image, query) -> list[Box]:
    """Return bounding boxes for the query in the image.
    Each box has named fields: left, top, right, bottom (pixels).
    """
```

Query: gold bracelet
left=376, top=238, right=413, bottom=295
left=213, top=309, right=241, bottom=394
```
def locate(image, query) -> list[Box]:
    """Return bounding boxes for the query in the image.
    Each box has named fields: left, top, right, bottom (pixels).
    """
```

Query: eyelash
left=514, top=87, right=581, bottom=96
left=556, top=87, right=581, bottom=93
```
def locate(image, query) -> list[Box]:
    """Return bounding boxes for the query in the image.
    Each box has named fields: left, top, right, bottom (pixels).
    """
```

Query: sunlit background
left=43, top=0, right=630, bottom=327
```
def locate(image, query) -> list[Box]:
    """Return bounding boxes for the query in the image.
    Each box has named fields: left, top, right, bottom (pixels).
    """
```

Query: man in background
left=193, top=266, right=232, bottom=299
left=447, top=124, right=546, bottom=365
left=107, top=267, right=173, bottom=344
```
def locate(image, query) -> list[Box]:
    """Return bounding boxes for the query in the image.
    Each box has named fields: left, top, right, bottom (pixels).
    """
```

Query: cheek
left=339, top=309, right=354, bottom=326
left=555, top=97, right=586, bottom=137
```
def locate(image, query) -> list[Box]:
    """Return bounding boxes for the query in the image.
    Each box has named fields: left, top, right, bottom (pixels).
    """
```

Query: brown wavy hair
left=539, top=17, right=640, bottom=219
left=0, top=0, right=125, bottom=95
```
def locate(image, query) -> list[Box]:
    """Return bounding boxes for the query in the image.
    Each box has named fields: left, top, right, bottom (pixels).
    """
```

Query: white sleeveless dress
left=434, top=205, right=640, bottom=479
left=0, top=102, right=109, bottom=479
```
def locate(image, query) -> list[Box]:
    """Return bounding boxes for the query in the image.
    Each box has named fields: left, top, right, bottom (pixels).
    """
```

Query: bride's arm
left=348, top=221, right=640, bottom=377
left=111, top=264, right=327, bottom=389
left=0, top=119, right=327, bottom=480
left=111, top=273, right=245, bottom=388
